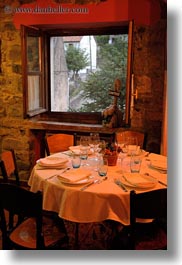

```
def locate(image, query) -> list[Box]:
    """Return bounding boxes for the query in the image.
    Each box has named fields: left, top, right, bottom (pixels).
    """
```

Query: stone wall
left=0, top=1, right=167, bottom=181
left=132, top=20, right=166, bottom=153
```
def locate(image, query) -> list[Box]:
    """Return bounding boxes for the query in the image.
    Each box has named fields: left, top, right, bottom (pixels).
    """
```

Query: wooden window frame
left=21, top=21, right=133, bottom=126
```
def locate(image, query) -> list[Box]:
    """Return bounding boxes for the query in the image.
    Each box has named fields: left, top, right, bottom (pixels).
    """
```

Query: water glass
left=80, top=146, right=89, bottom=160
left=130, top=156, right=142, bottom=173
left=98, top=158, right=108, bottom=177
left=119, top=152, right=126, bottom=173
left=71, top=155, right=81, bottom=168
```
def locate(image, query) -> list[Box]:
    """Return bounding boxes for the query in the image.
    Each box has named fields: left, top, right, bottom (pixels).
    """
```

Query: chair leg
left=74, top=223, right=79, bottom=249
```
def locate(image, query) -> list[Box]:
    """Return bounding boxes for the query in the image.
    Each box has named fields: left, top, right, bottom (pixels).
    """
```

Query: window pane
left=28, top=75, right=41, bottom=111
left=50, top=34, right=128, bottom=114
left=27, top=36, right=41, bottom=72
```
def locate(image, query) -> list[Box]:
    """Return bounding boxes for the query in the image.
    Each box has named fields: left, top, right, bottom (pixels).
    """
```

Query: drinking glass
left=80, top=136, right=90, bottom=166
left=126, top=137, right=138, bottom=155
left=90, top=133, right=100, bottom=155
left=98, top=157, right=108, bottom=177
left=130, top=156, right=142, bottom=173
left=71, top=155, right=81, bottom=168
left=118, top=152, right=127, bottom=173
left=117, top=133, right=127, bottom=153
left=97, top=140, right=106, bottom=155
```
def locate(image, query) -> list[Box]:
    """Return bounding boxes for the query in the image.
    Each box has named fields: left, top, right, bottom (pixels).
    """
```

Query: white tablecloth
left=28, top=152, right=167, bottom=225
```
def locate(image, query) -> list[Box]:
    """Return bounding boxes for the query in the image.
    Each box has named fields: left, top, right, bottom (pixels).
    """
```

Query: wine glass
left=116, top=139, right=127, bottom=173
left=90, top=133, right=100, bottom=155
left=79, top=136, right=90, bottom=166
left=97, top=140, right=106, bottom=155
left=126, top=137, right=138, bottom=156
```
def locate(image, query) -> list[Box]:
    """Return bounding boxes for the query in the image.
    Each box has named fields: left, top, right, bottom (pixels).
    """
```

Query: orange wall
left=13, top=0, right=162, bottom=29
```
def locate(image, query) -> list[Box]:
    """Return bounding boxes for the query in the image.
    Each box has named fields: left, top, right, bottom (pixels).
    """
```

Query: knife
left=144, top=173, right=167, bottom=187
left=158, top=180, right=167, bottom=187
left=80, top=179, right=100, bottom=191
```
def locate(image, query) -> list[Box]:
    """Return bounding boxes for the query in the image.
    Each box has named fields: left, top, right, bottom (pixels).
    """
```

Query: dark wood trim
left=33, top=21, right=129, bottom=35
left=0, top=39, right=2, bottom=73
left=40, top=112, right=102, bottom=125
left=125, top=20, right=134, bottom=126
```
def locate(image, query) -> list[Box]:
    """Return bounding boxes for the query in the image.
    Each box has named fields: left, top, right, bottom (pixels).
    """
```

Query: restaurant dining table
left=28, top=149, right=167, bottom=227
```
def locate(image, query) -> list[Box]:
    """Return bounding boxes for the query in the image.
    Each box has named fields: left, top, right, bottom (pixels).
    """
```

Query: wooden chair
left=45, top=133, right=76, bottom=156
left=0, top=149, right=20, bottom=186
left=115, top=130, right=145, bottom=149
left=112, top=189, right=167, bottom=250
left=0, top=183, right=69, bottom=250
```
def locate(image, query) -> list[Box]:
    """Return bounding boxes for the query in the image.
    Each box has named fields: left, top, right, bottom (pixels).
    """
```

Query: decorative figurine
left=102, top=79, right=123, bottom=128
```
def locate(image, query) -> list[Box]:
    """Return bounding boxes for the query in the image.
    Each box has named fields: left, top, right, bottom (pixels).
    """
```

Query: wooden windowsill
left=29, top=119, right=118, bottom=134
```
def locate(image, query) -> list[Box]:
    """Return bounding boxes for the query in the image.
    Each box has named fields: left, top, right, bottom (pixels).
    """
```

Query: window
left=22, top=21, right=133, bottom=126
left=21, top=26, right=47, bottom=117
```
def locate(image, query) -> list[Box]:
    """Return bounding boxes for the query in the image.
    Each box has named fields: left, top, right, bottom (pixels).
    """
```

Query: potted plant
left=104, top=142, right=118, bottom=166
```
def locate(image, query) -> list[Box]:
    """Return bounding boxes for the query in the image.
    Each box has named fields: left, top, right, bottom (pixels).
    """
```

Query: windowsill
left=29, top=119, right=118, bottom=134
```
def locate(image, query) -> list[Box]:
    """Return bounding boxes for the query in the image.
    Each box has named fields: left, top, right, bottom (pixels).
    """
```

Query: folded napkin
left=38, top=156, right=68, bottom=167
left=149, top=153, right=167, bottom=170
left=69, top=146, right=81, bottom=155
left=57, top=168, right=91, bottom=183
left=127, top=145, right=141, bottom=156
left=149, top=153, right=167, bottom=161
left=150, top=160, right=167, bottom=171
left=122, top=173, right=157, bottom=188
left=69, top=146, right=92, bottom=155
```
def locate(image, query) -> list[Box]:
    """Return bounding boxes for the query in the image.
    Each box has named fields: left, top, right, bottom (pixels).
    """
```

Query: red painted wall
left=13, top=0, right=162, bottom=29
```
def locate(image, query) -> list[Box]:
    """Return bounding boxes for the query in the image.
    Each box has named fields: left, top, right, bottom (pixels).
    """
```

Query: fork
left=46, top=174, right=58, bottom=181
left=114, top=179, right=128, bottom=192
left=46, top=167, right=70, bottom=181
left=80, top=179, right=100, bottom=191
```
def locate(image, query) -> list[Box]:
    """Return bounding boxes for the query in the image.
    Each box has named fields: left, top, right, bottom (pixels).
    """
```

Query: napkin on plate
left=57, top=168, right=92, bottom=183
left=69, top=146, right=92, bottom=155
left=38, top=156, right=68, bottom=167
left=149, top=153, right=167, bottom=170
left=127, top=145, right=141, bottom=155
left=150, top=160, right=167, bottom=171
left=69, top=146, right=81, bottom=155
left=122, top=173, right=157, bottom=188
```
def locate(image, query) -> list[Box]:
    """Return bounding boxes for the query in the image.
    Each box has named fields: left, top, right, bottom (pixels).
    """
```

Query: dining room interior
left=0, top=0, right=167, bottom=250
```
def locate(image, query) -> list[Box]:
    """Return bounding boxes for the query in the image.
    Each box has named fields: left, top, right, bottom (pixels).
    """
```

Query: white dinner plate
left=57, top=176, right=93, bottom=186
left=36, top=163, right=68, bottom=169
left=120, top=173, right=157, bottom=190
left=69, top=146, right=93, bottom=155
left=36, top=156, right=68, bottom=168
left=150, top=160, right=167, bottom=171
left=127, top=149, right=146, bottom=156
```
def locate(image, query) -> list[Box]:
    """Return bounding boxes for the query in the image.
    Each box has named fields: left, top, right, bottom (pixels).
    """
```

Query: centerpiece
left=104, top=142, right=118, bottom=166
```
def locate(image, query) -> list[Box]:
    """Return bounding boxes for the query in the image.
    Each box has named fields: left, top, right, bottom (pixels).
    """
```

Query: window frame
left=21, top=25, right=49, bottom=118
left=21, top=21, right=133, bottom=126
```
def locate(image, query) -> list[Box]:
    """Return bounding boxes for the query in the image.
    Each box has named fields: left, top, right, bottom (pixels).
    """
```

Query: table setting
left=28, top=138, right=167, bottom=226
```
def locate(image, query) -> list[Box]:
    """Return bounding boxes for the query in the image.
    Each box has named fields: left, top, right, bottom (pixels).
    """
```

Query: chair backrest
left=129, top=189, right=167, bottom=249
left=116, top=130, right=145, bottom=149
left=0, top=183, right=44, bottom=249
left=45, top=133, right=75, bottom=155
left=0, top=149, right=20, bottom=185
